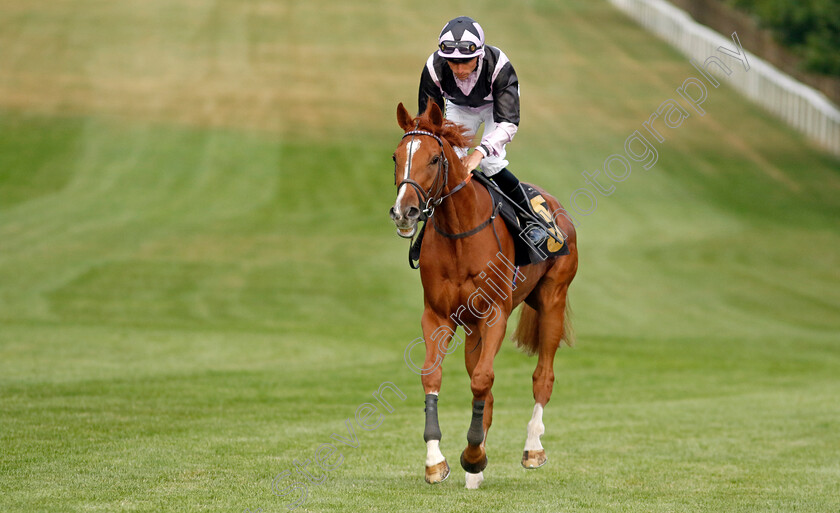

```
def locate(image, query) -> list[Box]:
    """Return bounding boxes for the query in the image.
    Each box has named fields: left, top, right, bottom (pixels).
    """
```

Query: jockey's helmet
left=437, top=16, right=485, bottom=60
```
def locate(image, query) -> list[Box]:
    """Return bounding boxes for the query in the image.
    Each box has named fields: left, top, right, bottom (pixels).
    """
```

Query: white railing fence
left=609, top=0, right=840, bottom=157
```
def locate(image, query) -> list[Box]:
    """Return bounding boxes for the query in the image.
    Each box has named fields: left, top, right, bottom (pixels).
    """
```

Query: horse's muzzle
left=390, top=206, right=421, bottom=238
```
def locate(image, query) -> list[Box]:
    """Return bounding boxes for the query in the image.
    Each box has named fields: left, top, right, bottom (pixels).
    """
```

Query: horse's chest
left=424, top=276, right=505, bottom=321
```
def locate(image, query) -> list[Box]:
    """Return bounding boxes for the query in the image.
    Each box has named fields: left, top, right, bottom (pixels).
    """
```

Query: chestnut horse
left=389, top=101, right=578, bottom=489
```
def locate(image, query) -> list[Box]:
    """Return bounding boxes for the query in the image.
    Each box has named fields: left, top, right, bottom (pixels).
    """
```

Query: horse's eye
left=392, top=154, right=396, bottom=162
left=431, top=155, right=440, bottom=165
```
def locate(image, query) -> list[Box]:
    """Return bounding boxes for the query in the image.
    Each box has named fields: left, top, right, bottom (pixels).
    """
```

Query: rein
left=433, top=191, right=503, bottom=249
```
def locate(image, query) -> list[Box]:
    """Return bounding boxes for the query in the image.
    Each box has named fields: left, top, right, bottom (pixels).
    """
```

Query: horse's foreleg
left=420, top=309, right=456, bottom=484
left=461, top=319, right=507, bottom=489
left=464, top=330, right=494, bottom=446
left=462, top=329, right=491, bottom=489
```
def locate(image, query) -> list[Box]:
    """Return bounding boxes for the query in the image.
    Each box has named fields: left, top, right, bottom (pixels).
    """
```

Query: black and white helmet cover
left=437, top=16, right=485, bottom=59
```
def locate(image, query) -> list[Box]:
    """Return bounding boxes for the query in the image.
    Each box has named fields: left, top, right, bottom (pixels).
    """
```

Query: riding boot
left=490, top=168, right=548, bottom=245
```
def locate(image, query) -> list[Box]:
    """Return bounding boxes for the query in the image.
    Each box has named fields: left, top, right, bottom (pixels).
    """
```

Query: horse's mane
left=415, top=103, right=473, bottom=150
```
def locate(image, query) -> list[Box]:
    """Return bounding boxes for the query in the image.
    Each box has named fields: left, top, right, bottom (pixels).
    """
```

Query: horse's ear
left=428, top=101, right=444, bottom=130
left=396, top=103, right=414, bottom=131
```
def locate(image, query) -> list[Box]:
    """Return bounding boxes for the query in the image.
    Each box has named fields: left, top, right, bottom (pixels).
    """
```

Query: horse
left=389, top=100, right=578, bottom=489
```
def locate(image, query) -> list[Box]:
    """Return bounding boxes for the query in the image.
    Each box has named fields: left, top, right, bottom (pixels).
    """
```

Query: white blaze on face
left=394, top=139, right=422, bottom=216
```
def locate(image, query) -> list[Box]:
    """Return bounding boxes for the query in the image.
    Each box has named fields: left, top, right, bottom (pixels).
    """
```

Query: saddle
left=409, top=174, right=569, bottom=269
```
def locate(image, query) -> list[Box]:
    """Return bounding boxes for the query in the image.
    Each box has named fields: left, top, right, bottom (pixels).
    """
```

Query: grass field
left=1, top=0, right=839, bottom=512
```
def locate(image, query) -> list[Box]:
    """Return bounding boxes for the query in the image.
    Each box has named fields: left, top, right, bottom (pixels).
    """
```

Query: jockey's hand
left=462, top=149, right=484, bottom=173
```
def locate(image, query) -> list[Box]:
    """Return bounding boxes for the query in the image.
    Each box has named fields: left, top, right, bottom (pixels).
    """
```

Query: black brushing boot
left=490, top=168, right=547, bottom=245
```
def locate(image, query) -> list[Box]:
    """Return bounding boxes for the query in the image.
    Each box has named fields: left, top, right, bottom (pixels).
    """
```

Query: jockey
left=418, top=15, right=546, bottom=242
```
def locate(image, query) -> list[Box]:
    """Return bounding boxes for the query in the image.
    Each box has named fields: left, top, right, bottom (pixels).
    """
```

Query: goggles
left=438, top=40, right=480, bottom=54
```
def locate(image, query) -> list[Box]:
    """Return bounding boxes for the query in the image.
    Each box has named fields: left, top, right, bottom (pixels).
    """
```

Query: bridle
left=394, top=125, right=502, bottom=269
left=395, top=127, right=503, bottom=269
left=395, top=128, right=472, bottom=219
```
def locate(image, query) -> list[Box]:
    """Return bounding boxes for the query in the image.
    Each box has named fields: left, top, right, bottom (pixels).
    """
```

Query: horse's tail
left=563, top=300, right=575, bottom=347
left=513, top=301, right=575, bottom=356
left=512, top=304, right=541, bottom=356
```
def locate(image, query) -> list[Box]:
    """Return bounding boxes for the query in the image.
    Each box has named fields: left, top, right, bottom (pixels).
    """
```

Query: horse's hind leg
left=522, top=288, right=569, bottom=469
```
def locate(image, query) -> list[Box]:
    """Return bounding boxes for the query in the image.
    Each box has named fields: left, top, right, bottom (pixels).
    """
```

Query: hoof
left=464, top=471, right=484, bottom=489
left=425, top=459, right=450, bottom=484
left=460, top=450, right=488, bottom=473
left=521, top=449, right=547, bottom=469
